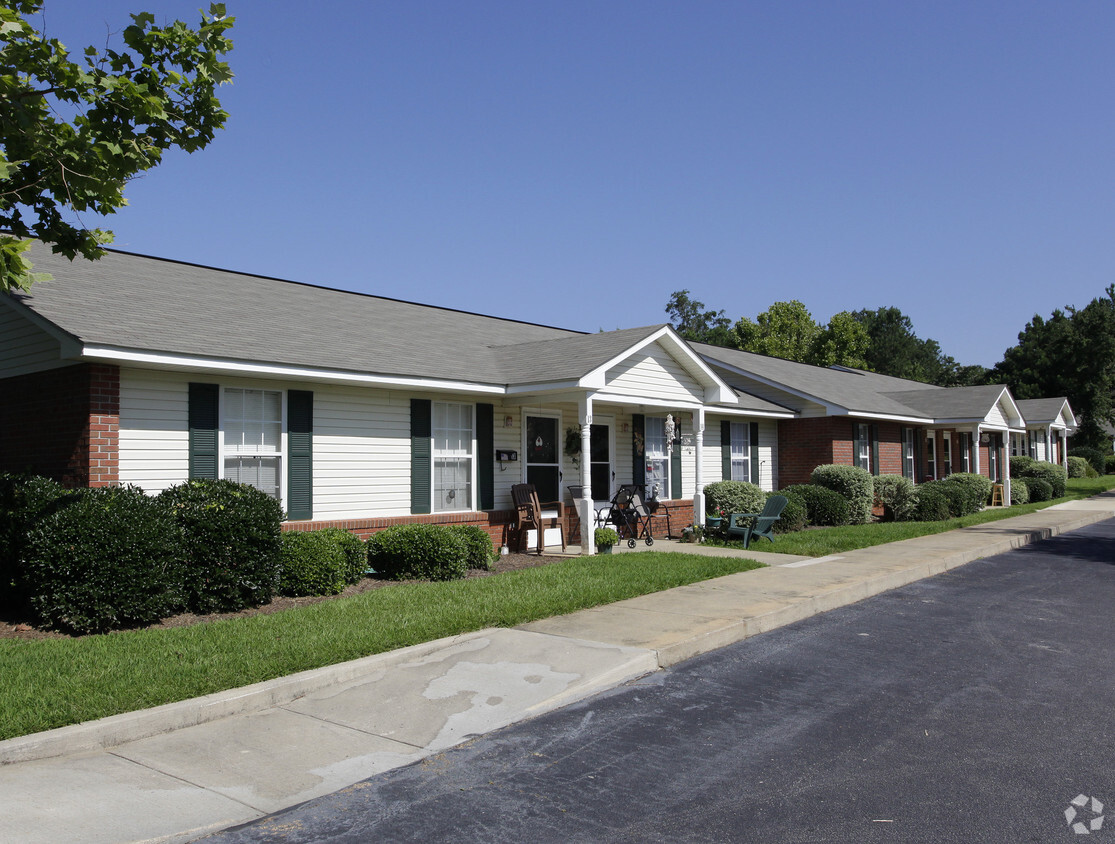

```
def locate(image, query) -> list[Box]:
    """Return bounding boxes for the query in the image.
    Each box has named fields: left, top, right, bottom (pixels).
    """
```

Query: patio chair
left=567, top=484, right=608, bottom=533
left=727, top=495, right=788, bottom=549
left=511, top=483, right=565, bottom=554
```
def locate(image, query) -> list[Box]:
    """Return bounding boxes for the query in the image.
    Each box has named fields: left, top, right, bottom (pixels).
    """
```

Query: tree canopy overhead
left=0, top=1, right=234, bottom=293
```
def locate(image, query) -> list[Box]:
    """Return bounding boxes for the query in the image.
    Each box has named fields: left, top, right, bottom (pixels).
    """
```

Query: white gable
left=602, top=342, right=705, bottom=404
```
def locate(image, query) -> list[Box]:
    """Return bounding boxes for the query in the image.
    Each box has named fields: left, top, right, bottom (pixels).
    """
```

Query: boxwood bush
left=159, top=479, right=283, bottom=613
left=941, top=473, right=992, bottom=515
left=326, top=527, right=369, bottom=583
left=911, top=484, right=951, bottom=521
left=448, top=524, right=496, bottom=570
left=22, top=486, right=184, bottom=634
left=1069, top=446, right=1107, bottom=476
left=1009, top=477, right=1030, bottom=505
left=278, top=529, right=350, bottom=597
left=1009, top=455, right=1034, bottom=477
left=810, top=464, right=874, bottom=524
left=1016, top=461, right=1067, bottom=498
left=1026, top=477, right=1053, bottom=501
left=1066, top=456, right=1090, bottom=479
left=703, top=481, right=765, bottom=519
left=772, top=489, right=808, bottom=533
left=1107, top=453, right=1115, bottom=475
left=781, top=483, right=850, bottom=526
left=873, top=474, right=918, bottom=522
left=367, top=523, right=468, bottom=581
left=0, top=473, right=72, bottom=611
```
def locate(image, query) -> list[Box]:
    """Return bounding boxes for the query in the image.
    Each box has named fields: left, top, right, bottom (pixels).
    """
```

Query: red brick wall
left=777, top=417, right=844, bottom=487
left=875, top=422, right=904, bottom=476
left=0, top=363, right=119, bottom=488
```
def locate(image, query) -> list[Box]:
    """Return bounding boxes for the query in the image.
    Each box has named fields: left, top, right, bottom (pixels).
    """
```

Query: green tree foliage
left=993, top=286, right=1115, bottom=449
left=850, top=306, right=962, bottom=384
left=0, top=1, right=234, bottom=292
left=734, top=300, right=869, bottom=368
left=665, top=289, right=735, bottom=346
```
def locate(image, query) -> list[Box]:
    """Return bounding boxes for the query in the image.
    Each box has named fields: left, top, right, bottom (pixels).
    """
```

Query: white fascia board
left=707, top=406, right=796, bottom=420
left=844, top=410, right=932, bottom=424
left=586, top=391, right=707, bottom=411
left=0, top=295, right=83, bottom=358
left=79, top=346, right=507, bottom=395
left=583, top=326, right=737, bottom=402
left=504, top=379, right=585, bottom=396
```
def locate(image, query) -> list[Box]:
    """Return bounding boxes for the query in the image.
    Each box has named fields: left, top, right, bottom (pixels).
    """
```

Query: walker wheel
left=645, top=537, right=654, bottom=546
left=627, top=538, right=637, bottom=549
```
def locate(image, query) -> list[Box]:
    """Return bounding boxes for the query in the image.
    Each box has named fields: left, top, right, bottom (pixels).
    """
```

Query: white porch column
left=693, top=408, right=706, bottom=526
left=972, top=425, right=982, bottom=476
left=578, top=395, right=594, bottom=555
left=1060, top=429, right=1068, bottom=470
left=1003, top=433, right=1011, bottom=505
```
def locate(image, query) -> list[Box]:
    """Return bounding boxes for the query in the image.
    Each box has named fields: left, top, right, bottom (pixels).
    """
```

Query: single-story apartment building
left=0, top=244, right=1074, bottom=552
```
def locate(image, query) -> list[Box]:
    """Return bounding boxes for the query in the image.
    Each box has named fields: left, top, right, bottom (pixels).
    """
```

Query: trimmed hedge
left=1107, top=453, right=1115, bottom=475
left=1027, top=478, right=1053, bottom=501
left=703, top=481, right=766, bottom=519
left=1009, top=455, right=1034, bottom=477
left=782, top=483, right=850, bottom=526
left=1070, top=446, right=1107, bottom=476
left=0, top=473, right=72, bottom=611
left=449, top=525, right=496, bottom=570
left=326, top=528, right=369, bottom=583
left=22, top=486, right=184, bottom=634
left=811, top=464, right=874, bottom=524
left=873, top=474, right=918, bottom=522
left=158, top=479, right=284, bottom=613
left=941, top=473, right=992, bottom=515
left=367, top=523, right=468, bottom=581
left=278, top=530, right=350, bottom=597
left=772, top=490, right=808, bottom=534
left=1066, top=456, right=1090, bottom=479
left=912, top=484, right=951, bottom=521
left=1009, top=477, right=1030, bottom=505
left=1016, top=461, right=1067, bottom=498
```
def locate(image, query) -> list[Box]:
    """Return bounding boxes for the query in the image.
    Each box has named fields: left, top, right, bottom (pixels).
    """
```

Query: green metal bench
left=727, top=495, right=788, bottom=548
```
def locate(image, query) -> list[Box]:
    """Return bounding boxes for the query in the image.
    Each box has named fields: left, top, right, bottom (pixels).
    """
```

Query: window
left=730, top=422, right=750, bottom=482
left=902, top=428, right=915, bottom=480
left=854, top=423, right=871, bottom=472
left=433, top=402, right=473, bottom=512
left=961, top=433, right=971, bottom=473
left=925, top=433, right=936, bottom=480
left=223, top=388, right=283, bottom=499
left=941, top=434, right=952, bottom=476
left=645, top=416, right=670, bottom=499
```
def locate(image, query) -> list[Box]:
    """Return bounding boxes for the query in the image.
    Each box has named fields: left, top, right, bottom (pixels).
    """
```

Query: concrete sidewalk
left=3, top=494, right=1114, bottom=844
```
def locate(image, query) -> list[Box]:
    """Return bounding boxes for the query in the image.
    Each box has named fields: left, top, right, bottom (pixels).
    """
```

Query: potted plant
left=705, top=507, right=726, bottom=531
left=594, top=527, right=619, bottom=554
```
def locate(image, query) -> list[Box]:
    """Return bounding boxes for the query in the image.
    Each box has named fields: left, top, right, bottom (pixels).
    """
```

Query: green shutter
left=870, top=424, right=880, bottom=476
left=632, top=414, right=645, bottom=488
left=188, top=383, right=219, bottom=480
left=670, top=431, right=682, bottom=500
left=411, top=399, right=432, bottom=514
left=749, top=422, right=760, bottom=487
left=287, top=390, right=313, bottom=520
left=477, top=403, right=494, bottom=511
left=721, top=420, right=732, bottom=481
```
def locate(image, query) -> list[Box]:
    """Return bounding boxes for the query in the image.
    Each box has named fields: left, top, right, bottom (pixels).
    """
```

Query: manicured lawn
left=0, top=551, right=764, bottom=741
left=711, top=476, right=1115, bottom=557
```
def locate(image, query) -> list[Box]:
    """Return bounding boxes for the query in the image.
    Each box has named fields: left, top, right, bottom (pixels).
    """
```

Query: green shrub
left=1027, top=478, right=1053, bottom=501
left=1070, top=446, right=1107, bottom=475
left=594, top=527, right=620, bottom=550
left=1106, top=453, right=1115, bottom=475
left=911, top=485, right=951, bottom=521
left=1009, top=455, right=1034, bottom=477
left=158, top=479, right=283, bottom=613
left=22, top=486, right=183, bottom=634
left=325, top=528, right=369, bottom=582
left=278, top=530, right=349, bottom=597
left=0, top=473, right=73, bottom=611
left=942, top=473, right=993, bottom=513
left=810, top=464, right=874, bottom=524
left=772, top=490, right=808, bottom=534
left=1066, top=456, right=1090, bottom=479
left=873, top=474, right=918, bottom=522
left=782, top=483, right=850, bottom=526
left=1009, top=477, right=1030, bottom=505
left=449, top=525, right=496, bottom=570
left=703, top=481, right=765, bottom=519
left=367, top=523, right=468, bottom=581
left=1017, top=461, right=1067, bottom=498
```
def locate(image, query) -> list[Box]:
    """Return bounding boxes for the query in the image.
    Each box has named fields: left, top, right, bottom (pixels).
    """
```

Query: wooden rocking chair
left=511, top=483, right=565, bottom=554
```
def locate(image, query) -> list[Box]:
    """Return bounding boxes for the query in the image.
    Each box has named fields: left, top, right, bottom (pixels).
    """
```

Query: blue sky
left=35, top=1, right=1115, bottom=368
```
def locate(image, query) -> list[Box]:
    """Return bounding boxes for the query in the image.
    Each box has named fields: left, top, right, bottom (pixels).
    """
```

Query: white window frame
left=902, top=427, right=915, bottom=480
left=925, top=433, right=937, bottom=480
left=961, top=433, right=971, bottom=473
left=855, top=423, right=871, bottom=472
left=730, top=421, right=751, bottom=483
left=220, top=386, right=286, bottom=504
left=433, top=401, right=475, bottom=513
left=645, top=416, right=671, bottom=499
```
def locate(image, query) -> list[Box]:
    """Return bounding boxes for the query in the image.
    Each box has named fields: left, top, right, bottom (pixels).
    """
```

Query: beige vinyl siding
left=118, top=368, right=190, bottom=493
left=0, top=306, right=65, bottom=378
left=701, top=418, right=778, bottom=491
left=986, top=401, right=1008, bottom=429
left=604, top=345, right=704, bottom=404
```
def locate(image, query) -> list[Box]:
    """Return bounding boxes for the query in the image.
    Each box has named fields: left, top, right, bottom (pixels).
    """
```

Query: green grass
left=0, top=551, right=764, bottom=741
left=714, top=475, right=1115, bottom=557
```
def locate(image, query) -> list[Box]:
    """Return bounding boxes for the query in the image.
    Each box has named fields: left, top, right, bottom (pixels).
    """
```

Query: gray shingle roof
left=1015, top=397, right=1072, bottom=425
left=881, top=384, right=1012, bottom=420
left=12, top=245, right=587, bottom=384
